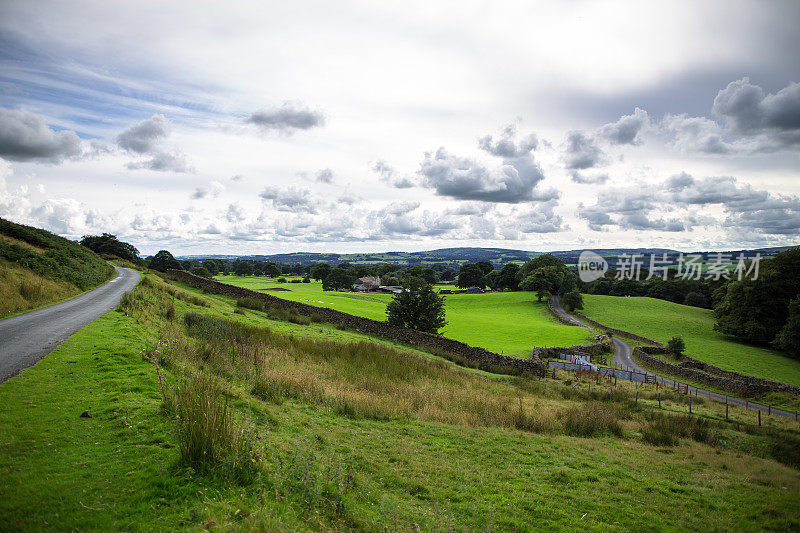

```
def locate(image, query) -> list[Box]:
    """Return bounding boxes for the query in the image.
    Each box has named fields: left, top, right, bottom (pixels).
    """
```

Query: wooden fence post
left=725, top=397, right=729, bottom=420
left=689, top=395, right=692, bottom=414
left=658, top=393, right=661, bottom=409
left=758, top=410, right=761, bottom=427
left=768, top=404, right=771, bottom=416
left=635, top=391, right=638, bottom=404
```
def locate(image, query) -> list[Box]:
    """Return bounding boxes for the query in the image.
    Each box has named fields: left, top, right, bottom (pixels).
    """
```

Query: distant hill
left=0, top=218, right=115, bottom=317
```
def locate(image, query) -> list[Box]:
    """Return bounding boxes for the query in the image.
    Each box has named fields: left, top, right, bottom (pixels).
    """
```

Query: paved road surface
left=551, top=295, right=797, bottom=419
left=0, top=266, right=140, bottom=383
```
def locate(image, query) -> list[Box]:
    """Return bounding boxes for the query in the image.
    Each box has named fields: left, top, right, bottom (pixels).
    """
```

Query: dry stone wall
left=166, top=270, right=547, bottom=377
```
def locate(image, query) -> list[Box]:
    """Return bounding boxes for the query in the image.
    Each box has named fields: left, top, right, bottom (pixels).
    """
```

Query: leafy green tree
left=485, top=270, right=501, bottom=290
left=310, top=262, right=332, bottom=281
left=499, top=263, right=520, bottom=291
left=714, top=275, right=790, bottom=344
left=148, top=250, right=181, bottom=272
left=439, top=269, right=455, bottom=282
left=774, top=296, right=800, bottom=358
left=80, top=233, right=140, bottom=262
left=457, top=263, right=485, bottom=289
left=667, top=336, right=685, bottom=355
left=322, top=268, right=354, bottom=291
left=201, top=259, right=220, bottom=276
left=475, top=261, right=494, bottom=276
left=233, top=259, right=254, bottom=276
left=263, top=262, right=281, bottom=277
left=386, top=278, right=447, bottom=334
left=683, top=291, right=708, bottom=308
left=190, top=266, right=212, bottom=278
left=517, top=254, right=565, bottom=280
left=561, top=290, right=584, bottom=312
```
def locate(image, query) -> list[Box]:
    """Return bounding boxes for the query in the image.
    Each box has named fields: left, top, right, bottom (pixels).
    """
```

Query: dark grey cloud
left=0, top=108, right=81, bottom=163
left=477, top=123, right=538, bottom=158
left=417, top=148, right=556, bottom=203
left=570, top=171, right=609, bottom=184
left=598, top=108, right=649, bottom=145
left=563, top=131, right=604, bottom=169
left=246, top=102, right=326, bottom=133
left=315, top=168, right=334, bottom=184
left=116, top=114, right=170, bottom=154
left=371, top=159, right=415, bottom=188
left=259, top=185, right=317, bottom=213
left=666, top=78, right=800, bottom=154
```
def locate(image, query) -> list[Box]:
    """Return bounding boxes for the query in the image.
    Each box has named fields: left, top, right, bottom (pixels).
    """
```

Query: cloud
left=315, top=168, right=334, bottom=184
left=570, top=171, right=609, bottom=184
left=246, top=102, right=326, bottom=133
left=417, top=147, right=555, bottom=203
left=191, top=187, right=208, bottom=199
left=563, top=131, right=604, bottom=170
left=117, top=114, right=192, bottom=172
left=371, top=159, right=415, bottom=188
left=190, top=180, right=224, bottom=200
left=514, top=200, right=565, bottom=233
left=477, top=123, right=538, bottom=157
left=259, top=185, right=317, bottom=213
left=230, top=174, right=243, bottom=182
left=116, top=114, right=170, bottom=154
left=665, top=78, right=800, bottom=154
left=0, top=108, right=82, bottom=163
left=598, top=108, right=649, bottom=145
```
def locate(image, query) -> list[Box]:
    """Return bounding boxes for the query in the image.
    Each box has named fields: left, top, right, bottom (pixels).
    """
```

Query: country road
left=0, top=266, right=141, bottom=383
left=551, top=295, right=797, bottom=419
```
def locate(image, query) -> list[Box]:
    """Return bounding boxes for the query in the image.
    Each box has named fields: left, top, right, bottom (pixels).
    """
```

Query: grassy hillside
left=0, top=218, right=115, bottom=317
left=216, top=275, right=591, bottom=355
left=1, top=273, right=798, bottom=530
left=582, top=294, right=800, bottom=387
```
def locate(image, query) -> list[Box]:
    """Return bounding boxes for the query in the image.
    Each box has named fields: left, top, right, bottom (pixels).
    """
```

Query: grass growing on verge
left=582, top=294, right=800, bottom=386
left=1, top=273, right=799, bottom=530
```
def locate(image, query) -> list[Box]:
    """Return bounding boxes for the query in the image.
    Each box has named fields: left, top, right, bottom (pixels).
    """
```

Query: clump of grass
left=236, top=297, right=312, bottom=325
left=561, top=403, right=623, bottom=437
left=641, top=412, right=714, bottom=447
left=18, top=280, right=43, bottom=301
left=170, top=372, right=257, bottom=482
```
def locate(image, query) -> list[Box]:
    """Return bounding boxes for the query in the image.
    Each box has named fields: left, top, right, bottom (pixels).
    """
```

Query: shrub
left=302, top=277, right=311, bottom=283
left=170, top=373, right=256, bottom=481
left=667, top=336, right=685, bottom=355
left=641, top=412, right=713, bottom=447
left=561, top=403, right=623, bottom=437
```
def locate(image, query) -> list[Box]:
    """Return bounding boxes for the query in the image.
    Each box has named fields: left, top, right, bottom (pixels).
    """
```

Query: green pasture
left=581, top=294, right=800, bottom=387
left=216, top=275, right=591, bottom=356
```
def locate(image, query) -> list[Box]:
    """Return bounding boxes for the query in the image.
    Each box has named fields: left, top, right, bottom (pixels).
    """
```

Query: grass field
left=581, top=294, right=800, bottom=387
left=1, top=274, right=799, bottom=530
left=215, top=275, right=591, bottom=356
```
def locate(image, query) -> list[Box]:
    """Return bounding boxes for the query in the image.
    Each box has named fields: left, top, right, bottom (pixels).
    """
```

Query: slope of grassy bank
left=0, top=218, right=115, bottom=317
left=1, top=274, right=799, bottom=530
left=582, top=294, right=800, bottom=387
left=216, top=275, right=591, bottom=355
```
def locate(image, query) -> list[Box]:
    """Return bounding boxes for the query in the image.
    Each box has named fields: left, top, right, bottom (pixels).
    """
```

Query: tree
left=80, top=233, right=140, bottom=262
left=485, top=270, right=501, bottom=291
left=263, top=262, right=281, bottom=277
left=386, top=278, right=446, bottom=333
left=439, top=269, right=454, bottom=282
left=498, top=263, right=520, bottom=291
left=561, top=291, right=584, bottom=312
left=774, top=296, right=800, bottom=359
left=202, top=259, right=220, bottom=276
left=322, top=268, right=354, bottom=291
left=683, top=291, right=708, bottom=308
left=667, top=336, right=685, bottom=355
left=233, top=260, right=254, bottom=276
left=148, top=250, right=181, bottom=272
left=310, top=262, right=332, bottom=281
left=457, top=263, right=485, bottom=289
left=190, top=266, right=212, bottom=278
left=517, top=255, right=577, bottom=300
left=475, top=261, right=494, bottom=276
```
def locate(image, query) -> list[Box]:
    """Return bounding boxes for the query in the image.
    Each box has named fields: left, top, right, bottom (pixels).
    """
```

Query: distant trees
left=475, top=261, right=494, bottom=276
left=190, top=266, right=213, bottom=278
left=322, top=267, right=354, bottom=291
left=80, top=233, right=140, bottom=263
left=774, top=297, right=800, bottom=357
left=457, top=263, right=485, bottom=289
left=263, top=262, right=281, bottom=277
left=517, top=254, right=577, bottom=301
left=148, top=250, right=181, bottom=272
left=386, top=278, right=447, bottom=334
left=683, top=291, right=708, bottom=308
left=233, top=259, right=254, bottom=276
left=498, top=263, right=520, bottom=291
left=310, top=263, right=332, bottom=281
left=201, top=259, right=220, bottom=276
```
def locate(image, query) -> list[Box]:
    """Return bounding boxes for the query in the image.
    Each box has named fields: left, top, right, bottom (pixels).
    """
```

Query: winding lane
left=551, top=295, right=797, bottom=419
left=0, top=266, right=141, bottom=383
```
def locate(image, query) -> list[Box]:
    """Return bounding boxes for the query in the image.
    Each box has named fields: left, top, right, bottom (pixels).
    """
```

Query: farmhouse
left=353, top=276, right=381, bottom=291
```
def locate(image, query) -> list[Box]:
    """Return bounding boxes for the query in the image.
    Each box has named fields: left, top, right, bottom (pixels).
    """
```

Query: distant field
left=216, top=275, right=591, bottom=356
left=581, top=294, right=800, bottom=387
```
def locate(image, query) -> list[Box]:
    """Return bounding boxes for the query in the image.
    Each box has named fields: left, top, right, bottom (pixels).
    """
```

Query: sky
left=0, top=0, right=799, bottom=256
